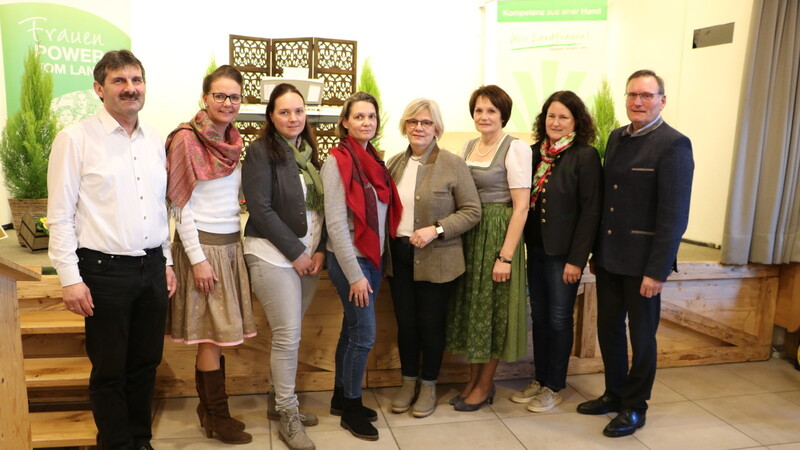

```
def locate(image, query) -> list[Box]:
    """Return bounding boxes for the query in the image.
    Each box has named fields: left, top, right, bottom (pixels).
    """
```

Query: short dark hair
left=337, top=91, right=380, bottom=140
left=533, top=90, right=596, bottom=146
left=202, top=65, right=243, bottom=93
left=627, top=69, right=665, bottom=94
left=469, top=85, right=512, bottom=127
left=255, top=83, right=320, bottom=167
left=93, top=50, right=145, bottom=85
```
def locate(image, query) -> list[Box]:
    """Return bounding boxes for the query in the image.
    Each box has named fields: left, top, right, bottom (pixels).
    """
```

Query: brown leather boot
left=196, top=357, right=246, bottom=431
left=198, top=367, right=252, bottom=444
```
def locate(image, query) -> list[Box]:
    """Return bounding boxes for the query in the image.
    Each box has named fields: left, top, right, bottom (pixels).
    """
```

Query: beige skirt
left=166, top=230, right=257, bottom=346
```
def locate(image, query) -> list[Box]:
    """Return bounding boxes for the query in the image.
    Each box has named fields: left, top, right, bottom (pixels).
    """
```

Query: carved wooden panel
left=234, top=121, right=262, bottom=151
left=314, top=122, right=338, bottom=160
left=230, top=35, right=271, bottom=69
left=230, top=35, right=356, bottom=106
left=272, top=38, right=313, bottom=77
left=312, top=39, right=357, bottom=106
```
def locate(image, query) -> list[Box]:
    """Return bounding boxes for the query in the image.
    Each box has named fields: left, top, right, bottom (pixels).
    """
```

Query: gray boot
left=412, top=380, right=437, bottom=418
left=278, top=407, right=316, bottom=450
left=391, top=376, right=419, bottom=413
left=268, top=390, right=319, bottom=426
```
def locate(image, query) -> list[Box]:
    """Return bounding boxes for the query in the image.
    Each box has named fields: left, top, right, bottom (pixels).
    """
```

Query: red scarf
left=165, top=110, right=243, bottom=212
left=331, top=135, right=402, bottom=269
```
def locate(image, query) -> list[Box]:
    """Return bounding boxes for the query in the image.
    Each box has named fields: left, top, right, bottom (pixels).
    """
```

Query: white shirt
left=464, top=138, right=533, bottom=188
left=47, top=107, right=172, bottom=287
left=244, top=173, right=323, bottom=268
left=396, top=157, right=422, bottom=237
left=175, top=167, right=242, bottom=265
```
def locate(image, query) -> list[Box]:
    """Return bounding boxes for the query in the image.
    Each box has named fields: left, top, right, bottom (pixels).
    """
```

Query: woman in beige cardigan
left=385, top=98, right=481, bottom=418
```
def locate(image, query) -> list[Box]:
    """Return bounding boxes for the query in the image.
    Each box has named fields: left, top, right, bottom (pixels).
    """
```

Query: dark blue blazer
left=594, top=121, right=694, bottom=281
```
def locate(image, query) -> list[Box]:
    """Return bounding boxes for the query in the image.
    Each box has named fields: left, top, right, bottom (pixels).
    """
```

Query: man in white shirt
left=47, top=50, right=177, bottom=450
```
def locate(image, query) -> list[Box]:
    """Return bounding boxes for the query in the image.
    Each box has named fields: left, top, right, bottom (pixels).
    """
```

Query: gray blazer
left=385, top=142, right=481, bottom=283
left=242, top=137, right=325, bottom=261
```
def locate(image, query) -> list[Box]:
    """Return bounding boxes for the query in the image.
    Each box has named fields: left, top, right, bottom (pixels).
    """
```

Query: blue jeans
left=327, top=252, right=382, bottom=399
left=527, top=246, right=580, bottom=391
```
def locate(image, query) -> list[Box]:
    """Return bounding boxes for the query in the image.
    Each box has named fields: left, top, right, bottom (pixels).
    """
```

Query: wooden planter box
left=19, top=215, right=49, bottom=252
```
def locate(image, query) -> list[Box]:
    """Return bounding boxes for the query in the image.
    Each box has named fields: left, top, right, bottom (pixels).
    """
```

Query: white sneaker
left=510, top=380, right=543, bottom=404
left=526, top=387, right=562, bottom=413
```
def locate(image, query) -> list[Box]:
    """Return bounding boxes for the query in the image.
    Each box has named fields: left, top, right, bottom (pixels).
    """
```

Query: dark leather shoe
left=603, top=409, right=646, bottom=437
left=577, top=395, right=621, bottom=415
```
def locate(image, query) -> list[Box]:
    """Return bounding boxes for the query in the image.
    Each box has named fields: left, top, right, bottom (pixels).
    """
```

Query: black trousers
left=595, top=264, right=660, bottom=412
left=79, top=247, right=168, bottom=449
left=388, top=238, right=454, bottom=381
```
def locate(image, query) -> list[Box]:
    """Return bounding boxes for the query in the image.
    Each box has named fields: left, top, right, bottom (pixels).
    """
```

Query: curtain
left=721, top=0, right=800, bottom=264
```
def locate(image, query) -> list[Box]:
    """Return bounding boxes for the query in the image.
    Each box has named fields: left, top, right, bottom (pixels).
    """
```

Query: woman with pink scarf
left=165, top=65, right=255, bottom=445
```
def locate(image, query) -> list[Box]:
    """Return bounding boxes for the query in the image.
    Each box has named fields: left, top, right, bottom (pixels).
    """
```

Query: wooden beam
left=574, top=283, right=598, bottom=358
left=660, top=301, right=758, bottom=347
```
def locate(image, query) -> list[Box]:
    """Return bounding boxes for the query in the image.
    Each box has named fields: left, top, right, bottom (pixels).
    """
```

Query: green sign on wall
left=498, top=0, right=607, bottom=22
left=0, top=2, right=130, bottom=124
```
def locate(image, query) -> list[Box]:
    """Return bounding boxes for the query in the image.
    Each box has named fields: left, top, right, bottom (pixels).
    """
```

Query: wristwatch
left=434, top=221, right=445, bottom=239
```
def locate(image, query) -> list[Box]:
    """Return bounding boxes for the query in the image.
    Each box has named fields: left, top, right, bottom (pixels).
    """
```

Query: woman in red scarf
left=511, top=90, right=602, bottom=412
left=165, top=65, right=254, bottom=444
left=320, top=92, right=401, bottom=442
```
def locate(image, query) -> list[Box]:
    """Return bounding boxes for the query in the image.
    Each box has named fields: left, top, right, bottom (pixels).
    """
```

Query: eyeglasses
left=208, top=92, right=243, bottom=104
left=625, top=92, right=662, bottom=103
left=406, top=119, right=435, bottom=129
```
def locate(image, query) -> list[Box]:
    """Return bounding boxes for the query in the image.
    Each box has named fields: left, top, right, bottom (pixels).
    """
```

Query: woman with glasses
left=165, top=65, right=255, bottom=444
left=241, top=82, right=325, bottom=450
left=446, top=85, right=532, bottom=412
left=510, top=90, right=602, bottom=413
left=321, top=91, right=402, bottom=441
left=385, top=98, right=480, bottom=418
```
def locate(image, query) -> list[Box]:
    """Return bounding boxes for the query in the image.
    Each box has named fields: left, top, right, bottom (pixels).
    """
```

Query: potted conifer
left=0, top=47, right=59, bottom=244
left=591, top=76, right=619, bottom=162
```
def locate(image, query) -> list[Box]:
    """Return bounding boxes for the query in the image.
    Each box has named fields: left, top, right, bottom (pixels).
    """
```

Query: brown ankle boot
left=196, top=356, right=245, bottom=431
left=198, top=367, right=252, bottom=444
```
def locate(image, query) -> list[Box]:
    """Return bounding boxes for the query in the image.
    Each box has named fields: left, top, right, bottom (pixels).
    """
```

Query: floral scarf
left=530, top=132, right=576, bottom=207
left=165, top=110, right=243, bottom=219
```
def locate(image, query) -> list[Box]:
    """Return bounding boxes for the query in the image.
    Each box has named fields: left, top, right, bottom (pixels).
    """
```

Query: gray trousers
left=245, top=254, right=318, bottom=410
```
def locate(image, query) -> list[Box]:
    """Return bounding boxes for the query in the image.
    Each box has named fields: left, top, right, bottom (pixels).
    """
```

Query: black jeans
left=527, top=246, right=580, bottom=391
left=388, top=238, right=454, bottom=381
left=79, top=247, right=168, bottom=449
left=595, top=264, right=660, bottom=411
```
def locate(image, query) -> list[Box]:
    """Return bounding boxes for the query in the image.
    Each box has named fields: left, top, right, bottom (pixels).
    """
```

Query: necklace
left=475, top=133, right=504, bottom=157
left=410, top=154, right=423, bottom=161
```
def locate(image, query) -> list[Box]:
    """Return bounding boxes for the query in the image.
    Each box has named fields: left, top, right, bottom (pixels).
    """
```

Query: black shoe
left=577, top=395, right=621, bottom=415
left=603, top=409, right=646, bottom=437
left=340, top=396, right=379, bottom=441
left=330, top=385, right=378, bottom=422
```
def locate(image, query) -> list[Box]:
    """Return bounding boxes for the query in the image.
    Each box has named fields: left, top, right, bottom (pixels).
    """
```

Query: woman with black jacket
left=511, top=90, right=603, bottom=413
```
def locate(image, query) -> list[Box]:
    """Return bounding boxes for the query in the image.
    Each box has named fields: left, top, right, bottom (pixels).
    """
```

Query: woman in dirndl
left=446, top=84, right=532, bottom=412
left=165, top=65, right=255, bottom=444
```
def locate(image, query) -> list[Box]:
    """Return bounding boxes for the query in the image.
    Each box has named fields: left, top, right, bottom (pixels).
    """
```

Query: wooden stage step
left=25, top=356, right=91, bottom=388
left=20, top=310, right=84, bottom=334
left=30, top=410, right=97, bottom=448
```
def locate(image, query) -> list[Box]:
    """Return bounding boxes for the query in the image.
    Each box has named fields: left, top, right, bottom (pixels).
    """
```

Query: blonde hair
left=398, top=98, right=445, bottom=137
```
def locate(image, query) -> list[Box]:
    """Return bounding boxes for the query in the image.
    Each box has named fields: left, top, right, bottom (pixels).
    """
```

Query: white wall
left=132, top=0, right=486, bottom=155
left=605, top=0, right=754, bottom=247
left=0, top=0, right=756, bottom=249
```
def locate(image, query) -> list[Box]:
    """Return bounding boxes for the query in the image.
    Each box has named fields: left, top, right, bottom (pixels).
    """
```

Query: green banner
left=498, top=0, right=607, bottom=22
left=0, top=2, right=130, bottom=123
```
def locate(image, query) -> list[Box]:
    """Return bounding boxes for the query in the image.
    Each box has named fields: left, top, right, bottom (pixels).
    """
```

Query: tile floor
left=150, top=357, right=800, bottom=449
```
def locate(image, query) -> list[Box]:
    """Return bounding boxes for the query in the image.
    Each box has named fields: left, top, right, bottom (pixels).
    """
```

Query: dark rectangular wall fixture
left=693, top=22, right=735, bottom=48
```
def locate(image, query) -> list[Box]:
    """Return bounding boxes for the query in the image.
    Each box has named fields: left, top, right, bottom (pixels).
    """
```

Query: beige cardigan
left=384, top=142, right=481, bottom=283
